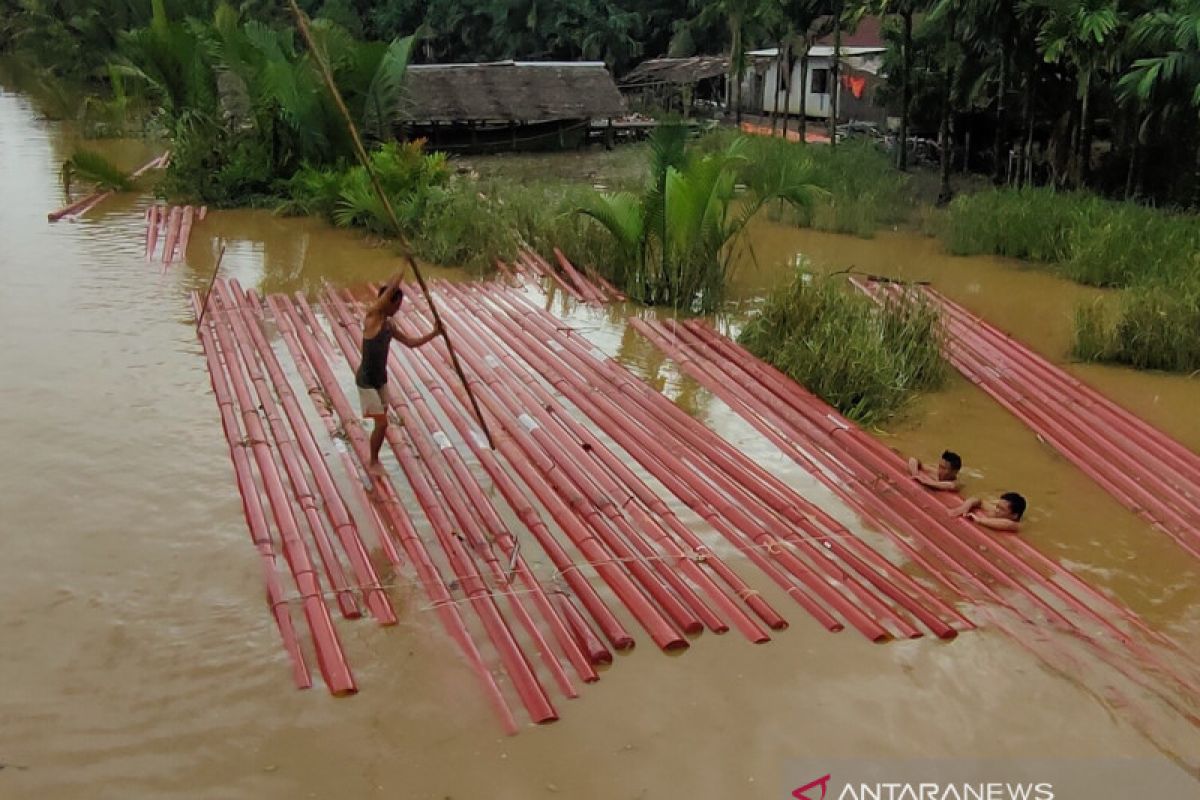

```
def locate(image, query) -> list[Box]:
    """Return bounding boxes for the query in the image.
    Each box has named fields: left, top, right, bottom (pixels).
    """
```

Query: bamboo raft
left=195, top=272, right=1198, bottom=736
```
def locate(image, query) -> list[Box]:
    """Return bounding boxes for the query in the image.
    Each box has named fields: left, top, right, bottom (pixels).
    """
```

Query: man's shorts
left=357, top=384, right=393, bottom=418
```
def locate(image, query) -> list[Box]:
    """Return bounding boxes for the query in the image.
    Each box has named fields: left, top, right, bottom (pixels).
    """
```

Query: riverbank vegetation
left=739, top=268, right=948, bottom=425
left=942, top=187, right=1200, bottom=372
left=4, top=1, right=1198, bottom=370
left=576, top=124, right=824, bottom=310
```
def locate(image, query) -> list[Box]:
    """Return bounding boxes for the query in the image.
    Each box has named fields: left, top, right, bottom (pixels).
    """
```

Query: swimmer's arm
left=914, top=473, right=959, bottom=491
left=971, top=515, right=1020, bottom=533
left=950, top=497, right=982, bottom=517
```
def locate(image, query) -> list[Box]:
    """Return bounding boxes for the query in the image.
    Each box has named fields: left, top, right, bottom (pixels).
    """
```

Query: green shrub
left=410, top=181, right=519, bottom=273
left=943, top=187, right=1200, bottom=288
left=739, top=269, right=948, bottom=425
left=723, top=134, right=906, bottom=238
left=1072, top=287, right=1200, bottom=373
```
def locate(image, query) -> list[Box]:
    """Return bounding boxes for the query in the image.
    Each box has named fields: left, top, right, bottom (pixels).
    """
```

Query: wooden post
left=604, top=118, right=614, bottom=151
left=511, top=121, right=518, bottom=151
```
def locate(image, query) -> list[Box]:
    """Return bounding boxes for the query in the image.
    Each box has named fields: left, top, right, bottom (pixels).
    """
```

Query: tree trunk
left=1078, top=71, right=1092, bottom=187
left=1193, top=143, right=1200, bottom=208
left=732, top=17, right=743, bottom=126
left=1019, top=63, right=1034, bottom=186
left=828, top=4, right=842, bottom=147
left=782, top=39, right=793, bottom=139
left=991, top=50, right=1008, bottom=185
left=898, top=10, right=913, bottom=170
left=771, top=40, right=785, bottom=134
left=799, top=48, right=808, bottom=142
left=936, top=56, right=955, bottom=203
left=1124, top=118, right=1140, bottom=200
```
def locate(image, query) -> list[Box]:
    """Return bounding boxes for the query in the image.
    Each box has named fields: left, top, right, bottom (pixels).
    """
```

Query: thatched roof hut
left=401, top=61, right=626, bottom=124
left=620, top=56, right=730, bottom=87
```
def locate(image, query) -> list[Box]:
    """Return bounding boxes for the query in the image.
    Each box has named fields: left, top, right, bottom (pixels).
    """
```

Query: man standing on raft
left=357, top=272, right=441, bottom=475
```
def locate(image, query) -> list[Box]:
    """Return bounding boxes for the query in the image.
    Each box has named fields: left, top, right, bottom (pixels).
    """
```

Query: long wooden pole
left=195, top=242, right=227, bottom=330
left=284, top=0, right=496, bottom=448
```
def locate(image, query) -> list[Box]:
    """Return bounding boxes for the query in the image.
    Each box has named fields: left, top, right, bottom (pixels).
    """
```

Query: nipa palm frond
left=62, top=150, right=133, bottom=192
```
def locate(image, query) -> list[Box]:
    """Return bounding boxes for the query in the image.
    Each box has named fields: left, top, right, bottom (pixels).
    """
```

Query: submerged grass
left=943, top=188, right=1200, bottom=288
left=738, top=268, right=948, bottom=426
left=1072, top=286, right=1200, bottom=374
left=724, top=134, right=908, bottom=238
left=944, top=187, right=1200, bottom=373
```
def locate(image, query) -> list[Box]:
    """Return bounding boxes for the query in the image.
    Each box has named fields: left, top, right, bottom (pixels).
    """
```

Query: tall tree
left=1120, top=0, right=1200, bottom=203
left=1029, top=0, right=1121, bottom=186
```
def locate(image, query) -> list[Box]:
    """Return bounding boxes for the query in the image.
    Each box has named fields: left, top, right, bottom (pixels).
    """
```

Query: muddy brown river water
left=1, top=84, right=1198, bottom=799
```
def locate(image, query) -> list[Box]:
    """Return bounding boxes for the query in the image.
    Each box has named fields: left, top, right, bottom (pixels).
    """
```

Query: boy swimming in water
left=908, top=450, right=962, bottom=492
left=950, top=492, right=1027, bottom=533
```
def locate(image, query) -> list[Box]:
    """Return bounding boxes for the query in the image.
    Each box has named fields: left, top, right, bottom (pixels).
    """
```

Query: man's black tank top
left=355, top=320, right=392, bottom=389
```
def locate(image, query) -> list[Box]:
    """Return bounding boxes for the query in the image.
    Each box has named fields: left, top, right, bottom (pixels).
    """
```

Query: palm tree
left=1029, top=0, right=1121, bottom=186
left=1119, top=0, right=1200, bottom=203
left=684, top=0, right=758, bottom=124
left=854, top=0, right=928, bottom=167
left=927, top=0, right=962, bottom=203
left=576, top=125, right=823, bottom=311
left=827, top=0, right=844, bottom=146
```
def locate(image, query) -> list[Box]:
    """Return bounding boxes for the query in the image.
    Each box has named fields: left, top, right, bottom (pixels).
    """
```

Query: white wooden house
left=744, top=45, right=886, bottom=122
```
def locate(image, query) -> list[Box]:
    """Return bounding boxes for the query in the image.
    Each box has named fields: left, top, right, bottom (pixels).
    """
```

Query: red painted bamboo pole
left=267, top=293, right=519, bottom=731
left=464, top=289, right=853, bottom=633
left=321, top=287, right=586, bottom=695
left=479, top=286, right=956, bottom=624
left=366, top=293, right=634, bottom=653
left=374, top=293, right=687, bottom=651
left=160, top=206, right=182, bottom=266
left=917, top=285, right=1200, bottom=543
left=522, top=250, right=585, bottom=301
left=191, top=292, right=312, bottom=689
left=477, top=287, right=955, bottom=638
left=305, top=293, right=558, bottom=724
left=175, top=205, right=197, bottom=263
left=221, top=281, right=398, bottom=624
left=441, top=281, right=883, bottom=638
left=405, top=289, right=715, bottom=639
left=594, top=274, right=628, bottom=302
left=552, top=248, right=605, bottom=304
left=147, top=204, right=161, bottom=261
left=609, top=319, right=966, bottom=637
left=552, top=592, right=612, bottom=665
left=209, top=288, right=363, bottom=620
left=675, top=318, right=1170, bottom=644
left=406, top=285, right=776, bottom=642
left=431, top=287, right=794, bottom=637
left=929, top=285, right=1200, bottom=485
left=198, top=294, right=355, bottom=695
left=261, top=292, right=405, bottom=568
